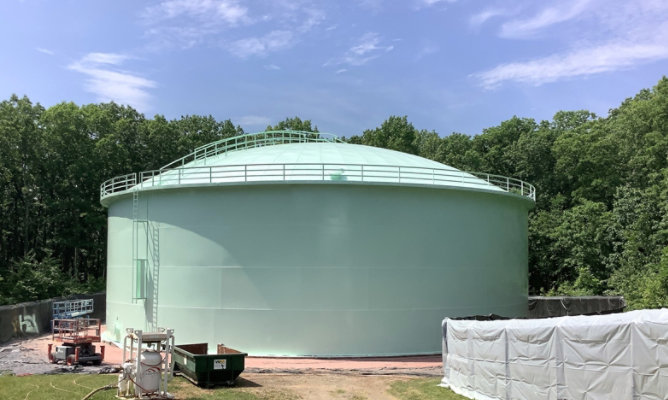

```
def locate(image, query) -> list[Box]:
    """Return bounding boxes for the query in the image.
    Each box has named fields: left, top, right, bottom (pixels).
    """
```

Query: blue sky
left=2, top=0, right=668, bottom=136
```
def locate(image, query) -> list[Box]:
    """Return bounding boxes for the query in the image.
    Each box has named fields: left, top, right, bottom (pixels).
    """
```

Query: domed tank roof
left=100, top=130, right=535, bottom=204
left=186, top=141, right=454, bottom=171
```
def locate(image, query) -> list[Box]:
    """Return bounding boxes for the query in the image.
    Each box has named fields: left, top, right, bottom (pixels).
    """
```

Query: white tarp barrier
left=441, top=309, right=668, bottom=400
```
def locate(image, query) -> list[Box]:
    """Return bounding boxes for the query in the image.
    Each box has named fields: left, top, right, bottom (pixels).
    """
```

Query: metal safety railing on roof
left=160, top=130, right=344, bottom=171
left=100, top=163, right=536, bottom=201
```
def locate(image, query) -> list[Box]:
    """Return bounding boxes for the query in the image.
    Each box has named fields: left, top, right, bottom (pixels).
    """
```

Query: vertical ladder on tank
left=131, top=189, right=148, bottom=304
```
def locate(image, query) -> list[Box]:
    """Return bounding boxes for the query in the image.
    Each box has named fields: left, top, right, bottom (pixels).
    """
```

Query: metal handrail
left=100, top=173, right=137, bottom=198
left=159, top=130, right=344, bottom=171
left=101, top=163, right=536, bottom=201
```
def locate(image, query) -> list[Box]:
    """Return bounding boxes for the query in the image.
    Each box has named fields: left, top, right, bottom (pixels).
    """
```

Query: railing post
left=361, top=165, right=364, bottom=182
left=398, top=166, right=401, bottom=183
left=244, top=165, right=247, bottom=182
left=506, top=177, right=509, bottom=191
left=521, top=180, right=524, bottom=196
left=209, top=167, right=212, bottom=183
left=322, top=164, right=325, bottom=180
left=283, top=164, right=286, bottom=181
left=432, top=169, right=435, bottom=184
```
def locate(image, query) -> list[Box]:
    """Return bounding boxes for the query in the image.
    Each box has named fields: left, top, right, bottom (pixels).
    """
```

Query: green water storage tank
left=101, top=130, right=535, bottom=356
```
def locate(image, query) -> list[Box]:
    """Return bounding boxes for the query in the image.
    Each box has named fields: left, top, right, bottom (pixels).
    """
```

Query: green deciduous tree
left=362, top=115, right=418, bottom=155
left=267, top=116, right=318, bottom=132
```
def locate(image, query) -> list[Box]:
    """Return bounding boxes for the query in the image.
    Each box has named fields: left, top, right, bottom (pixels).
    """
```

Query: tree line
left=1, top=77, right=667, bottom=308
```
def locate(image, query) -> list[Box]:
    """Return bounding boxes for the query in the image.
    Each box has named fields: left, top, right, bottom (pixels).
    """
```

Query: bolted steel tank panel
left=102, top=131, right=534, bottom=356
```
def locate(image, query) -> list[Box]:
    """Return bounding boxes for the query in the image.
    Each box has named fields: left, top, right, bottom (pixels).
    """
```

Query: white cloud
left=475, top=40, right=668, bottom=89
left=228, top=30, right=294, bottom=58
left=412, top=0, right=457, bottom=10
left=143, top=1, right=325, bottom=57
left=415, top=43, right=438, bottom=60
left=357, top=0, right=383, bottom=12
left=144, top=26, right=218, bottom=50
left=298, top=8, right=325, bottom=33
left=474, top=0, right=668, bottom=88
left=80, top=52, right=129, bottom=65
left=264, top=64, right=281, bottom=70
left=144, top=0, right=249, bottom=25
left=68, top=53, right=156, bottom=111
left=419, top=0, right=456, bottom=6
left=36, top=47, right=54, bottom=56
left=327, top=32, right=394, bottom=67
left=143, top=0, right=250, bottom=50
left=223, top=6, right=324, bottom=57
left=238, top=115, right=271, bottom=127
left=500, top=0, right=592, bottom=38
left=469, top=8, right=508, bottom=27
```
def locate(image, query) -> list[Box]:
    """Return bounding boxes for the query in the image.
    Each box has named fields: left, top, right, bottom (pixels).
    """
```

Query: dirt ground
left=0, top=328, right=443, bottom=399
left=165, top=373, right=424, bottom=400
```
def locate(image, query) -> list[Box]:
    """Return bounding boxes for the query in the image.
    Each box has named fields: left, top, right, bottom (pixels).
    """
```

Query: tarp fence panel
left=441, top=309, right=668, bottom=400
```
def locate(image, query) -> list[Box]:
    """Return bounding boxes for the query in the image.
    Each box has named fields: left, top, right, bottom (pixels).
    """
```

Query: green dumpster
left=173, top=343, right=247, bottom=387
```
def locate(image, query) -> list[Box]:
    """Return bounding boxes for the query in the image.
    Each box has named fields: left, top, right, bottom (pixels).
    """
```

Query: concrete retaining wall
left=0, top=292, right=105, bottom=343
left=528, top=296, right=626, bottom=318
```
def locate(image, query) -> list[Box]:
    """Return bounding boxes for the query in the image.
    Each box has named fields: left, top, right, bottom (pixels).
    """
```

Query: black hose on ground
left=81, top=383, right=115, bottom=400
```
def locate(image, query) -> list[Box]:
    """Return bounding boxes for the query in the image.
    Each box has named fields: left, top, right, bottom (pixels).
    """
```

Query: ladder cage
left=132, top=190, right=149, bottom=301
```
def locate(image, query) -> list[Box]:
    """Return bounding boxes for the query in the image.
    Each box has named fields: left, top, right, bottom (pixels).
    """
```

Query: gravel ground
left=0, top=336, right=113, bottom=376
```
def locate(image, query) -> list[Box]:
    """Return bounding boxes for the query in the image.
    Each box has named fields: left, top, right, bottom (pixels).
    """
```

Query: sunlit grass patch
left=388, top=377, right=469, bottom=400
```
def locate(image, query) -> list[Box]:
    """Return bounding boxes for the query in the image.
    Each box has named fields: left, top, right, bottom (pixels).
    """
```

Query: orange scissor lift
left=48, top=318, right=105, bottom=365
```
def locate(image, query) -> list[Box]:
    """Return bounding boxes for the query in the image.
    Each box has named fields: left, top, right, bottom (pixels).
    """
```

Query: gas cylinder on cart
left=137, top=350, right=162, bottom=394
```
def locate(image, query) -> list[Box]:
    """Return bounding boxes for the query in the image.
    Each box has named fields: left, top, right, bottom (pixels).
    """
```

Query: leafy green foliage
left=360, top=115, right=419, bottom=154
left=0, top=251, right=104, bottom=304
left=266, top=116, right=318, bottom=132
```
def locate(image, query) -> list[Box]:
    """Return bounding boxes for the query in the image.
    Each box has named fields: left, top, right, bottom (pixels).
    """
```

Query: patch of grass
left=388, top=378, right=469, bottom=400
left=171, top=379, right=297, bottom=399
left=0, top=374, right=299, bottom=400
left=328, top=388, right=368, bottom=400
left=0, top=374, right=117, bottom=400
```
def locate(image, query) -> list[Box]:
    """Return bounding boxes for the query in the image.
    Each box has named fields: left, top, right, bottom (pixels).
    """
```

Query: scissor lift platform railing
left=52, top=299, right=94, bottom=319
left=52, top=318, right=102, bottom=344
